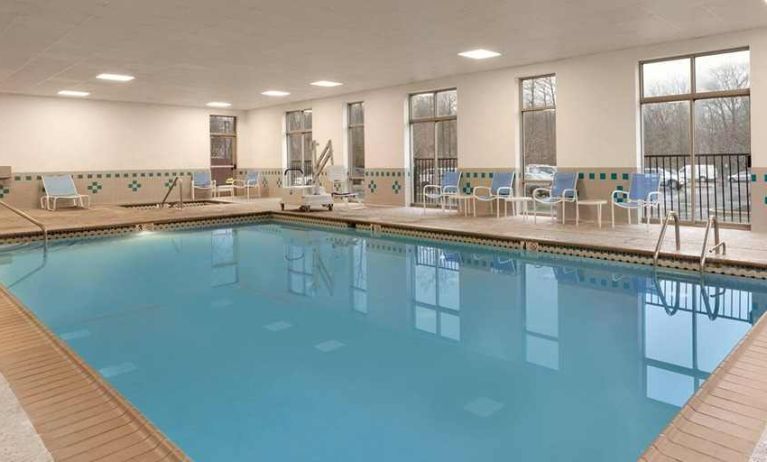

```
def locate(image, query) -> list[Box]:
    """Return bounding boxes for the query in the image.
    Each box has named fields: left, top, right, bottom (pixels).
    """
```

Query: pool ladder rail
left=653, top=211, right=680, bottom=267
left=159, top=176, right=184, bottom=209
left=700, top=215, right=726, bottom=271
left=652, top=210, right=726, bottom=272
left=0, top=199, right=48, bottom=251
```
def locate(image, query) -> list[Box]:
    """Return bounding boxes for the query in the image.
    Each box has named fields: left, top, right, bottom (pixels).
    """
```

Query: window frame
left=347, top=101, right=365, bottom=179
left=285, top=109, right=313, bottom=176
left=519, top=74, right=557, bottom=201
left=639, top=47, right=751, bottom=224
left=409, top=88, right=458, bottom=205
left=209, top=115, right=237, bottom=184
left=639, top=47, right=751, bottom=105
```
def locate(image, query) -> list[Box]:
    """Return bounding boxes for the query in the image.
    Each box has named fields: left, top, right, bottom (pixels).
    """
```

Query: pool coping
left=0, top=285, right=188, bottom=461
left=1, top=209, right=767, bottom=461
left=1, top=209, right=766, bottom=279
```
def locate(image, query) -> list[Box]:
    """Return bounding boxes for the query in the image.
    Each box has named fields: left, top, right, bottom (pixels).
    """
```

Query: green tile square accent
left=622, top=173, right=630, bottom=180
left=36, top=175, right=42, bottom=180
left=489, top=172, right=494, bottom=178
left=610, top=173, right=617, bottom=180
left=96, top=174, right=102, bottom=178
left=599, top=172, right=606, bottom=180
left=764, top=174, right=767, bottom=183
left=123, top=173, right=129, bottom=178
left=25, top=175, right=32, bottom=181
left=164, top=179, right=175, bottom=188
left=87, top=181, right=102, bottom=193
left=132, top=173, right=138, bottom=177
left=87, top=174, right=93, bottom=179
left=578, top=173, right=584, bottom=179
left=462, top=182, right=473, bottom=195
left=128, top=180, right=142, bottom=192
left=481, top=172, right=486, bottom=178
left=140, top=172, right=146, bottom=177
left=752, top=174, right=757, bottom=183
left=0, top=186, right=9, bottom=198
left=392, top=180, right=401, bottom=194
left=368, top=180, right=377, bottom=193
left=764, top=196, right=767, bottom=205
left=106, top=173, right=112, bottom=178
left=588, top=173, right=595, bottom=180
left=14, top=176, right=21, bottom=181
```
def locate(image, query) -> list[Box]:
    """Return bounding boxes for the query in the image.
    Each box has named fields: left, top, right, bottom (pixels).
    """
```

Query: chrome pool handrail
left=653, top=211, right=680, bottom=266
left=0, top=200, right=48, bottom=249
left=700, top=215, right=726, bottom=271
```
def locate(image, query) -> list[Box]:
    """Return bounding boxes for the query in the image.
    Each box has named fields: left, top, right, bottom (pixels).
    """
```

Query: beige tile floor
left=2, top=198, right=767, bottom=461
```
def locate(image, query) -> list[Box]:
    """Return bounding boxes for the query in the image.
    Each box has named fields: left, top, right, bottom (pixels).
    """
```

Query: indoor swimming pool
left=0, top=222, right=764, bottom=461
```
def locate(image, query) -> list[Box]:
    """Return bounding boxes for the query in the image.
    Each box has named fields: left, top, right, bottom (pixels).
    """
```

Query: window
left=641, top=49, right=751, bottom=224
left=209, top=115, right=236, bottom=185
left=286, top=109, right=313, bottom=180
left=348, top=102, right=365, bottom=178
left=351, top=240, right=367, bottom=313
left=411, top=245, right=461, bottom=341
left=409, top=89, right=457, bottom=205
left=520, top=75, right=556, bottom=199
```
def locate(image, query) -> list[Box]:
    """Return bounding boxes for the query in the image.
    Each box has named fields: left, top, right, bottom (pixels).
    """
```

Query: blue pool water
left=1, top=222, right=765, bottom=461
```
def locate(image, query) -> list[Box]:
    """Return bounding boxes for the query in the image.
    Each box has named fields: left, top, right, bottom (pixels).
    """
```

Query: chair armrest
left=496, top=186, right=512, bottom=197
left=423, top=184, right=441, bottom=193
left=532, top=187, right=551, bottom=199
left=646, top=191, right=660, bottom=204
left=611, top=190, right=628, bottom=202
left=232, top=179, right=245, bottom=186
left=562, top=188, right=578, bottom=202
left=442, top=185, right=459, bottom=195
left=472, top=185, right=491, bottom=197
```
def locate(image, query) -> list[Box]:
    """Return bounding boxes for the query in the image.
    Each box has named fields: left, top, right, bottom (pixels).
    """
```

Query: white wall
left=0, top=94, right=246, bottom=172
left=240, top=27, right=767, bottom=171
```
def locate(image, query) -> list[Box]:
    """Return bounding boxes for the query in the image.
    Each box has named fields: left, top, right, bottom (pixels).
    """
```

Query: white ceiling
left=1, top=0, right=766, bottom=110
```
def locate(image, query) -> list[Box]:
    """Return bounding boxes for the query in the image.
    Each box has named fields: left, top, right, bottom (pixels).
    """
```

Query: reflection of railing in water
left=646, top=274, right=752, bottom=322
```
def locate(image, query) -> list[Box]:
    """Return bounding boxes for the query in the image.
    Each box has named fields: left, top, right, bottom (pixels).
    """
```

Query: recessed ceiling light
left=206, top=101, right=232, bottom=108
left=458, top=49, right=501, bottom=60
left=96, top=73, right=135, bottom=82
left=58, top=90, right=90, bottom=97
left=261, top=90, right=290, bottom=97
left=310, top=80, right=343, bottom=87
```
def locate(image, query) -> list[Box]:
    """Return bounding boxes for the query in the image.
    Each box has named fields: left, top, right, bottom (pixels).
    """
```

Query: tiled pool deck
left=2, top=198, right=767, bottom=461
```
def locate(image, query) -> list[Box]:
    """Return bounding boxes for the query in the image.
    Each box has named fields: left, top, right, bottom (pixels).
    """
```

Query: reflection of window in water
left=412, top=246, right=460, bottom=341
left=644, top=277, right=753, bottom=407
left=211, top=229, right=238, bottom=286
left=351, top=241, right=367, bottom=313
left=286, top=245, right=314, bottom=296
left=524, top=264, right=560, bottom=370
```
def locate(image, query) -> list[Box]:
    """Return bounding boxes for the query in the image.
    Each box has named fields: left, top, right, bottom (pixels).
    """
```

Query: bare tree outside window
left=410, top=89, right=457, bottom=205
left=286, top=109, right=313, bottom=182
left=521, top=75, right=557, bottom=203
left=641, top=49, right=751, bottom=224
left=210, top=115, right=236, bottom=185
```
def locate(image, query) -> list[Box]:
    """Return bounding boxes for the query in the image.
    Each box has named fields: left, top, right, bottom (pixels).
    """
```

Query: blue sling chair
left=532, top=172, right=579, bottom=224
left=610, top=173, right=661, bottom=229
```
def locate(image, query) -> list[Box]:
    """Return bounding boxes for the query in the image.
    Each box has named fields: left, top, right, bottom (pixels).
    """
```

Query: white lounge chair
left=327, top=165, right=362, bottom=207
left=611, top=173, right=661, bottom=229
left=40, top=175, right=91, bottom=211
left=472, top=171, right=515, bottom=217
left=423, top=170, right=461, bottom=213
left=192, top=171, right=216, bottom=200
left=532, top=172, right=579, bottom=224
left=232, top=171, right=262, bottom=199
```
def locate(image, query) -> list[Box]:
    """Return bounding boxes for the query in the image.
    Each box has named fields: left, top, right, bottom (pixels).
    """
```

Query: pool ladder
left=652, top=211, right=726, bottom=272
left=653, top=211, right=680, bottom=267
left=699, top=215, right=726, bottom=271
left=159, top=176, right=184, bottom=209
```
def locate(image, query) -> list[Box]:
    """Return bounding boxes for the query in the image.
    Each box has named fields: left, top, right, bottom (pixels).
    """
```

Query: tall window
left=210, top=115, right=237, bottom=185
left=410, top=89, right=457, bottom=205
left=520, top=75, right=557, bottom=198
left=348, top=102, right=365, bottom=178
left=286, top=109, right=313, bottom=179
left=641, top=49, right=751, bottom=223
left=411, top=245, right=460, bottom=341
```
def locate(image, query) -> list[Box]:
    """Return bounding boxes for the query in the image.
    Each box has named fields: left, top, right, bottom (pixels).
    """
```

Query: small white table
left=449, top=195, right=475, bottom=216
left=502, top=196, right=533, bottom=220
left=576, top=199, right=608, bottom=228
left=216, top=184, right=235, bottom=198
